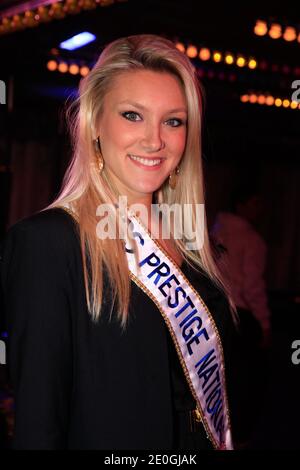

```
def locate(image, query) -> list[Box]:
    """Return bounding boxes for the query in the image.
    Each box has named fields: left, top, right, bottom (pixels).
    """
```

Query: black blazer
left=0, top=208, right=239, bottom=449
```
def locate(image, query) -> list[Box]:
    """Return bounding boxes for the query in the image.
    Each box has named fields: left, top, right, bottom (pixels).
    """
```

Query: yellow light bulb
left=248, top=59, right=257, bottom=69
left=225, top=54, right=234, bottom=65
left=237, top=56, right=246, bottom=67
left=213, top=52, right=222, bottom=63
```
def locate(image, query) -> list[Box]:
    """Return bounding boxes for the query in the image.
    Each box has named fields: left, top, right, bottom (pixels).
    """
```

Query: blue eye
left=166, top=118, right=184, bottom=127
left=121, top=111, right=142, bottom=122
left=120, top=111, right=185, bottom=127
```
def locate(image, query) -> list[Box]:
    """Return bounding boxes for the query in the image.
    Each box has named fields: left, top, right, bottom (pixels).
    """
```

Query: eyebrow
left=118, top=100, right=188, bottom=114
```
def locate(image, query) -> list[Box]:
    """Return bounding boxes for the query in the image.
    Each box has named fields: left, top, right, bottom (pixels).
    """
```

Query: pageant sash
left=60, top=203, right=233, bottom=449
left=124, top=211, right=233, bottom=450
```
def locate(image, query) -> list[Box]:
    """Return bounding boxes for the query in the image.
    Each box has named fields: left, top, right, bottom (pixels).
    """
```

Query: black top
left=0, top=208, right=238, bottom=450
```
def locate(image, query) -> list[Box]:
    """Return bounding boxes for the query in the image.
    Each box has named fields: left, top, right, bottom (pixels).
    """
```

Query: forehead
left=104, top=69, right=187, bottom=108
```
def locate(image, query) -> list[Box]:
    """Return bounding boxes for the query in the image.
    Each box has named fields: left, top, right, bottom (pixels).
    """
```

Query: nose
left=140, top=123, right=165, bottom=152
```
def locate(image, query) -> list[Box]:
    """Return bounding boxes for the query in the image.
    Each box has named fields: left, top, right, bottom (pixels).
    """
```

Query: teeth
left=129, top=154, right=162, bottom=166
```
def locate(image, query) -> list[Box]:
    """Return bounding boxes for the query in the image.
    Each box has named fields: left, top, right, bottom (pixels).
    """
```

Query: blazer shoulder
left=6, top=207, right=79, bottom=240
left=0, top=207, right=80, bottom=283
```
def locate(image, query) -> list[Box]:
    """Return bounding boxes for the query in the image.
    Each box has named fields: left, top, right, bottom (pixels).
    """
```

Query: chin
left=134, top=184, right=163, bottom=195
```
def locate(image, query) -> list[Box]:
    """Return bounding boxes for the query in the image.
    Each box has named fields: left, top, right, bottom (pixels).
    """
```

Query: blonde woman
left=1, top=35, right=238, bottom=450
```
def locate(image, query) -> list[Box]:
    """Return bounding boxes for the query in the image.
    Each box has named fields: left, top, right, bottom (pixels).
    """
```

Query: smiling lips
left=128, top=153, right=164, bottom=168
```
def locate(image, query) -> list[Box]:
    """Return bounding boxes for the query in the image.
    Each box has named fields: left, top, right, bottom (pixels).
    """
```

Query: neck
left=127, top=194, right=156, bottom=233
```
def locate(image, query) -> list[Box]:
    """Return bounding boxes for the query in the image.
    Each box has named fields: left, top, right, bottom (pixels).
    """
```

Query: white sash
left=59, top=203, right=233, bottom=450
left=125, top=212, right=233, bottom=450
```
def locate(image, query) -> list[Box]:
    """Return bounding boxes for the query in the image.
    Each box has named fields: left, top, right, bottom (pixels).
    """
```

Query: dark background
left=0, top=0, right=299, bottom=449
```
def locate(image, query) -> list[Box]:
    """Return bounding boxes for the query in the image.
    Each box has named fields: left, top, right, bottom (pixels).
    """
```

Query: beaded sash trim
left=59, top=203, right=233, bottom=450
left=124, top=212, right=233, bottom=450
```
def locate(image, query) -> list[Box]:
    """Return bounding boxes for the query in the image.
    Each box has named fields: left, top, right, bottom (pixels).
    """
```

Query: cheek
left=101, top=118, right=131, bottom=151
left=169, top=130, right=187, bottom=155
left=111, top=121, right=138, bottom=150
left=103, top=125, right=130, bottom=151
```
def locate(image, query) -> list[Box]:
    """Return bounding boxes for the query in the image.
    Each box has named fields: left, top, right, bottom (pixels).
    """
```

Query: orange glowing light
left=69, top=64, right=79, bottom=75
left=58, top=62, right=68, bottom=73
left=240, top=95, right=249, bottom=103
left=186, top=45, right=198, bottom=58
left=269, top=23, right=282, bottom=39
left=80, top=66, right=90, bottom=76
left=275, top=98, right=282, bottom=107
left=199, top=48, right=211, bottom=61
left=175, top=42, right=185, bottom=53
left=265, top=96, right=274, bottom=106
left=257, top=95, right=266, bottom=105
left=47, top=60, right=57, bottom=71
left=249, top=94, right=257, bottom=103
left=283, top=26, right=297, bottom=42
left=282, top=99, right=290, bottom=108
left=254, top=20, right=268, bottom=36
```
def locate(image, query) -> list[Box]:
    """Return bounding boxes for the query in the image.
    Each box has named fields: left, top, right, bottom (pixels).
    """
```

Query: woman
left=1, top=34, right=238, bottom=450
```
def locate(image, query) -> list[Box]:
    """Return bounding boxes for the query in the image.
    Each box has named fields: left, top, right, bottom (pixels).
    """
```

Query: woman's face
left=97, top=69, right=187, bottom=204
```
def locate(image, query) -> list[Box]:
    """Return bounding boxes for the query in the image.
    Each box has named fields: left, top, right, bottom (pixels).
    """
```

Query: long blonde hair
left=43, top=34, right=236, bottom=329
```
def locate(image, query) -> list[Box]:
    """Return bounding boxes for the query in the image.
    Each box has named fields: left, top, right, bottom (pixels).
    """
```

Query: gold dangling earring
left=169, top=166, right=180, bottom=190
left=94, top=136, right=104, bottom=174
